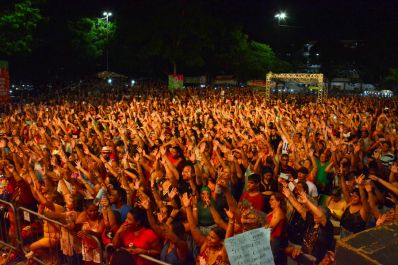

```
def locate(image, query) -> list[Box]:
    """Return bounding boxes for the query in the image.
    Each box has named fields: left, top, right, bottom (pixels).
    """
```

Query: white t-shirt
left=289, top=179, right=319, bottom=198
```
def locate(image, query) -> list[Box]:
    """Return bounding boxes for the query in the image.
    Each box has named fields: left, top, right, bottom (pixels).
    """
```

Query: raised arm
left=181, top=193, right=206, bottom=247
left=282, top=186, right=307, bottom=220
left=300, top=191, right=326, bottom=226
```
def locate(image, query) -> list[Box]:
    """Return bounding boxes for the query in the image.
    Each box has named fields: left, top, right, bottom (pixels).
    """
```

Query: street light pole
left=274, top=12, right=287, bottom=26
left=102, top=11, right=112, bottom=71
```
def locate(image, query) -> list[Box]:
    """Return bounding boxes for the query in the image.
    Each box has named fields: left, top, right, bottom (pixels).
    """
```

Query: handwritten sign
left=225, top=228, right=274, bottom=265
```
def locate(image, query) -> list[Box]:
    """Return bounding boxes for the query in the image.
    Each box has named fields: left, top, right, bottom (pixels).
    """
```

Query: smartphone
left=279, top=173, right=289, bottom=180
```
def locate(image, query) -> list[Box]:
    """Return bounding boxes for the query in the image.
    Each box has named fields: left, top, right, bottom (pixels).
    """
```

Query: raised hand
left=282, top=186, right=292, bottom=198
left=181, top=192, right=191, bottom=208
left=354, top=174, right=366, bottom=186
left=368, top=174, right=378, bottom=181
left=391, top=164, right=398, bottom=174
left=298, top=190, right=309, bottom=204
left=75, top=160, right=82, bottom=169
left=138, top=194, right=151, bottom=210
left=386, top=194, right=398, bottom=205
left=224, top=208, right=234, bottom=220
left=168, top=187, right=178, bottom=199
left=364, top=182, right=373, bottom=193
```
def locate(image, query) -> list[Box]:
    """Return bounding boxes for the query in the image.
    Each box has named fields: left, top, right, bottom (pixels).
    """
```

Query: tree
left=69, top=17, right=116, bottom=59
left=0, top=0, right=43, bottom=56
left=141, top=1, right=212, bottom=74
left=383, top=68, right=398, bottom=91
left=210, top=28, right=291, bottom=80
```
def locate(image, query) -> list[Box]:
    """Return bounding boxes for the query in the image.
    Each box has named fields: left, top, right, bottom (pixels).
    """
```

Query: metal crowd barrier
left=105, top=244, right=171, bottom=265
left=0, top=201, right=170, bottom=265
left=17, top=206, right=102, bottom=265
left=0, top=198, right=20, bottom=263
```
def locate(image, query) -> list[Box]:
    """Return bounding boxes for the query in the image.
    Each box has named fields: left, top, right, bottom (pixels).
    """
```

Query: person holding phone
left=112, top=207, right=161, bottom=265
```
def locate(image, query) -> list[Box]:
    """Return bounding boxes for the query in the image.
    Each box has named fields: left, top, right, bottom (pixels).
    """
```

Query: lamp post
left=274, top=12, right=287, bottom=26
left=102, top=11, right=112, bottom=71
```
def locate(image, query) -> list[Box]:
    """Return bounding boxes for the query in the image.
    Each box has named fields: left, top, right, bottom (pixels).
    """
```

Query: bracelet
left=229, top=220, right=235, bottom=224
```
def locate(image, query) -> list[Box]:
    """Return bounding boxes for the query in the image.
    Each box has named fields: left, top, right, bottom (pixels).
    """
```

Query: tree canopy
left=2, top=0, right=290, bottom=81
left=69, top=17, right=116, bottom=59
left=0, top=0, right=43, bottom=56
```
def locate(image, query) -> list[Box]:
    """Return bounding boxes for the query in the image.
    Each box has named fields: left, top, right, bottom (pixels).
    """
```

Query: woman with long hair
left=181, top=193, right=233, bottom=265
left=265, top=192, right=287, bottom=265
left=75, top=201, right=104, bottom=265
left=139, top=192, right=193, bottom=264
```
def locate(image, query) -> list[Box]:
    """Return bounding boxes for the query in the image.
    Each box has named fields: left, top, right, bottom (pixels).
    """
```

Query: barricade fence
left=105, top=244, right=171, bottom=265
left=0, top=198, right=20, bottom=264
left=0, top=200, right=169, bottom=265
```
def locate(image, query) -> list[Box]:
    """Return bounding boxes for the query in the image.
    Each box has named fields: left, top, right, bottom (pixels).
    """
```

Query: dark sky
left=3, top=0, right=398, bottom=81
left=86, top=0, right=398, bottom=49
left=53, top=0, right=398, bottom=41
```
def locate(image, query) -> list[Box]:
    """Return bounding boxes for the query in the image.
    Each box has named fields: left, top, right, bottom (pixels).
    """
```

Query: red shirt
left=240, top=192, right=265, bottom=212
left=121, top=227, right=160, bottom=265
left=267, top=212, right=286, bottom=239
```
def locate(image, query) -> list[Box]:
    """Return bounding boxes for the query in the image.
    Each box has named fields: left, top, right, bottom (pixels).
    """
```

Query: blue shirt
left=111, top=204, right=131, bottom=224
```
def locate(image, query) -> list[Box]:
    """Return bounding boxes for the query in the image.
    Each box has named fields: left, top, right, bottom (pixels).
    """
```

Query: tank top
left=267, top=212, right=285, bottom=239
left=340, top=207, right=366, bottom=234
left=160, top=241, right=180, bottom=265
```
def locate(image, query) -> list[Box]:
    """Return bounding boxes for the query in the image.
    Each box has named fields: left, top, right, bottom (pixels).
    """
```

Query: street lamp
left=103, top=12, right=112, bottom=23
left=102, top=11, right=112, bottom=71
left=274, top=12, right=287, bottom=26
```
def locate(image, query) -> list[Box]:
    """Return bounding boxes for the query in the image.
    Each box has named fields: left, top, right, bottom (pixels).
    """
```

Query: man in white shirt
left=290, top=167, right=319, bottom=198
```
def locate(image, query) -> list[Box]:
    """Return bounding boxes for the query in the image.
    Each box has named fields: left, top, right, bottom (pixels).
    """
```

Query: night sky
left=34, top=0, right=398, bottom=46
left=2, top=0, right=398, bottom=82
left=88, top=0, right=398, bottom=42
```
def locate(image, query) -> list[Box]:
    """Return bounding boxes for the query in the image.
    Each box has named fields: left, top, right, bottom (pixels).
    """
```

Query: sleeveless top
left=197, top=245, right=228, bottom=265
left=161, top=241, right=180, bottom=265
left=340, top=207, right=366, bottom=234
left=267, top=212, right=285, bottom=239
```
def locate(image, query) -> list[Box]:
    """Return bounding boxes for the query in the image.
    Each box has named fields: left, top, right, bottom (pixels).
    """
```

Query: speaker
left=336, top=222, right=398, bottom=265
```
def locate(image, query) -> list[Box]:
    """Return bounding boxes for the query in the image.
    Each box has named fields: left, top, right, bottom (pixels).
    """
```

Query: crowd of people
left=0, top=86, right=397, bottom=265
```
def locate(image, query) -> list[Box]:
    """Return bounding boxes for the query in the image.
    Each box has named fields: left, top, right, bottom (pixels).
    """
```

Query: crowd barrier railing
left=17, top=206, right=103, bottom=265
left=0, top=198, right=21, bottom=262
left=104, top=244, right=171, bottom=265
left=10, top=204, right=169, bottom=265
left=0, top=199, right=173, bottom=265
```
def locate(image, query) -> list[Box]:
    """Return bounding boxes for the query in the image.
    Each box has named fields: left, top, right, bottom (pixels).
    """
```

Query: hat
left=101, top=146, right=112, bottom=153
left=298, top=167, right=309, bottom=175
left=200, top=186, right=211, bottom=193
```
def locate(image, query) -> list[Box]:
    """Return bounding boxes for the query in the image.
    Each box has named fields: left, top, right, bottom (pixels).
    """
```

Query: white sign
left=225, top=228, right=274, bottom=265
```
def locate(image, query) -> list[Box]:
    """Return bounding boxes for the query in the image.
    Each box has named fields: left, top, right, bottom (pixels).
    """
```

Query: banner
left=168, top=74, right=184, bottom=90
left=247, top=80, right=267, bottom=87
left=225, top=228, right=274, bottom=265
left=213, top=75, right=237, bottom=85
left=184, top=75, right=207, bottom=84
left=0, top=61, right=10, bottom=103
